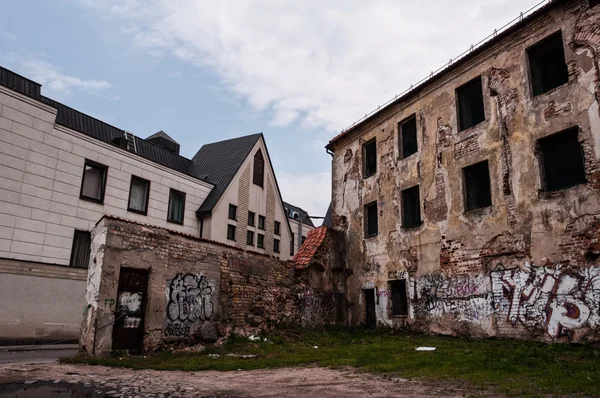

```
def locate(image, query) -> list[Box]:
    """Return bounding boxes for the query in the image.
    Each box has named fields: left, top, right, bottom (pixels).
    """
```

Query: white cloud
left=76, top=0, right=541, bottom=133
left=0, top=28, right=17, bottom=42
left=277, top=171, right=331, bottom=224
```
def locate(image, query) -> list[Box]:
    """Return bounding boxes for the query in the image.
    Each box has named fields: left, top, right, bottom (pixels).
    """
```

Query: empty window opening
left=258, top=215, right=265, bottom=230
left=248, top=211, right=255, bottom=226
left=274, top=238, right=280, bottom=253
left=363, top=139, right=377, bottom=178
left=257, top=234, right=265, bottom=249
left=364, top=201, right=378, bottom=237
left=128, top=176, right=150, bottom=215
left=389, top=280, right=408, bottom=316
left=80, top=160, right=107, bottom=203
left=247, top=230, right=254, bottom=246
left=402, top=185, right=422, bottom=228
left=399, top=115, right=418, bottom=159
left=253, top=150, right=265, bottom=187
left=227, top=224, right=236, bottom=241
left=528, top=31, right=569, bottom=96
left=464, top=161, right=492, bottom=211
left=228, top=204, right=237, bottom=220
left=539, top=127, right=586, bottom=191
left=167, top=189, right=186, bottom=224
left=70, top=230, right=91, bottom=269
left=457, top=76, right=485, bottom=131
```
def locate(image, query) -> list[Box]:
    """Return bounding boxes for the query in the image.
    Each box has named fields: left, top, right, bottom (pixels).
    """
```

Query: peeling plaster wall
left=329, top=0, right=600, bottom=342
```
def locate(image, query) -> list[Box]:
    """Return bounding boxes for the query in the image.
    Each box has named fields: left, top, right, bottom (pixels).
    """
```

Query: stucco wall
left=329, top=0, right=600, bottom=342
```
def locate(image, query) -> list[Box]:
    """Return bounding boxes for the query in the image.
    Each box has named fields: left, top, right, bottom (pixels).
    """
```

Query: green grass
left=61, top=328, right=600, bottom=397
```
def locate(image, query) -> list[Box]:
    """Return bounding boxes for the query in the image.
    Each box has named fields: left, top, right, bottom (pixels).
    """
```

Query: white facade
left=288, top=218, right=314, bottom=255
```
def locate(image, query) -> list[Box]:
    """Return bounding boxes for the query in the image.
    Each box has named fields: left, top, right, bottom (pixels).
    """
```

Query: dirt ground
left=0, top=361, right=500, bottom=397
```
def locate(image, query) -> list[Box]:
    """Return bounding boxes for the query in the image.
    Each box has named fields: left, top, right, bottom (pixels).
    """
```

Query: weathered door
left=364, top=289, right=376, bottom=328
left=112, top=268, right=148, bottom=353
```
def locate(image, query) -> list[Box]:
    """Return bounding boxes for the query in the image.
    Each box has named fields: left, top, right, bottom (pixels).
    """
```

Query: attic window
left=399, top=115, right=418, bottom=159
left=363, top=139, right=377, bottom=178
left=539, top=127, right=586, bottom=191
left=401, top=185, right=422, bottom=228
left=463, top=161, right=492, bottom=211
left=253, top=150, right=265, bottom=187
left=457, top=76, right=485, bottom=131
left=364, top=201, right=378, bottom=237
left=528, top=31, right=569, bottom=96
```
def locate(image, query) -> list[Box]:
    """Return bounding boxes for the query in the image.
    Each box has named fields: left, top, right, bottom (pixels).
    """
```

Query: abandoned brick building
left=326, top=0, right=600, bottom=342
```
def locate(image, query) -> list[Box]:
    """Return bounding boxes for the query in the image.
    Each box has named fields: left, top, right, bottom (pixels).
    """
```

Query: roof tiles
left=293, top=226, right=328, bottom=268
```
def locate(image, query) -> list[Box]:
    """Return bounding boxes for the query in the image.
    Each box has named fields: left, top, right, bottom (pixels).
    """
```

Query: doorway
left=112, top=268, right=148, bottom=353
left=364, top=288, right=376, bottom=328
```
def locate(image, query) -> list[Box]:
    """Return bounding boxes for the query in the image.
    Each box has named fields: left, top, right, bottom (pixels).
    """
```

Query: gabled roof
left=283, top=201, right=315, bottom=228
left=293, top=226, right=328, bottom=268
left=147, top=130, right=178, bottom=143
left=193, top=134, right=263, bottom=215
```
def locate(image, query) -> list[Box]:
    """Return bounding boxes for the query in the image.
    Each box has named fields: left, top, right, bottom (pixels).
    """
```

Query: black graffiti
left=164, top=323, right=190, bottom=337
left=167, top=274, right=214, bottom=323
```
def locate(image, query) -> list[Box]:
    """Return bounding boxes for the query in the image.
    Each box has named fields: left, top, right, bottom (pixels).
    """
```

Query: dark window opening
left=302, top=236, right=306, bottom=245
left=399, top=115, right=418, bottom=159
left=247, top=230, right=254, bottom=246
left=389, top=280, right=408, bottom=316
left=290, top=233, right=295, bottom=256
left=591, top=0, right=600, bottom=7
left=248, top=211, right=255, bottom=226
left=363, top=139, right=377, bottom=178
left=457, top=76, right=485, bottom=131
left=274, top=238, right=280, bottom=253
left=364, top=201, right=378, bottom=237
left=70, top=230, right=91, bottom=269
left=402, top=185, right=422, bottom=228
left=127, top=176, right=150, bottom=215
left=463, top=161, right=492, bottom=211
left=257, top=234, right=265, bottom=249
left=528, top=31, right=569, bottom=96
left=258, top=215, right=265, bottom=230
left=539, top=127, right=586, bottom=191
left=80, top=160, right=107, bottom=203
left=274, top=221, right=281, bottom=235
left=228, top=204, right=237, bottom=221
left=227, top=224, right=236, bottom=241
left=167, top=189, right=186, bottom=224
left=253, top=150, right=265, bottom=187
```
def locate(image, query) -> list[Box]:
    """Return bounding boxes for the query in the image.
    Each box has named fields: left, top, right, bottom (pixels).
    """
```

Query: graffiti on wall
left=164, top=274, right=214, bottom=338
left=491, top=263, right=600, bottom=338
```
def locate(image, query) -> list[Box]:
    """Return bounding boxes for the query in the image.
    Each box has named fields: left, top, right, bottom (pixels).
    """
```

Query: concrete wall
left=328, top=0, right=600, bottom=342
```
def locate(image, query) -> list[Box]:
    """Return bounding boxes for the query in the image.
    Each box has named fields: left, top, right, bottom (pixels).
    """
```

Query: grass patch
left=62, top=328, right=600, bottom=397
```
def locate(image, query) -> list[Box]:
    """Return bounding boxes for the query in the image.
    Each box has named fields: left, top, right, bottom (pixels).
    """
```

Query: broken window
left=363, top=139, right=377, bottom=178
left=257, top=233, right=265, bottom=249
left=253, top=150, right=265, bottom=187
left=539, top=127, right=586, bottom=191
left=364, top=201, right=378, bottom=237
left=227, top=224, right=236, bottom=241
left=248, top=211, right=255, bottom=226
left=402, top=185, right=422, bottom=228
left=128, top=176, right=150, bottom=215
left=274, top=238, right=280, bottom=253
left=389, top=280, right=408, bottom=316
left=463, top=161, right=492, bottom=211
left=399, top=115, right=418, bottom=159
left=70, top=230, right=91, bottom=269
left=228, top=204, right=237, bottom=221
left=247, top=230, right=254, bottom=246
left=528, top=31, right=569, bottom=96
left=167, top=189, right=186, bottom=225
left=80, top=160, right=107, bottom=203
left=456, top=76, right=485, bottom=131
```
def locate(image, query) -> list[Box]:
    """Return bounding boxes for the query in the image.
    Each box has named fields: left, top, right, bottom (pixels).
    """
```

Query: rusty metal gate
left=364, top=289, right=376, bottom=328
left=112, top=268, right=148, bottom=353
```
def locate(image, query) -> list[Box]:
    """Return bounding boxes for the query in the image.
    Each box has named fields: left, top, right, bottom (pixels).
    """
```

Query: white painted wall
left=289, top=218, right=315, bottom=255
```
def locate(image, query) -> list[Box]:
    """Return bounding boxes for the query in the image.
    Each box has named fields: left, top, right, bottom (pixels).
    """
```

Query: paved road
left=0, top=348, right=77, bottom=364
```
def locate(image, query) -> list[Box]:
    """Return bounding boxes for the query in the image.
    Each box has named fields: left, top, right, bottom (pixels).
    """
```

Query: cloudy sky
left=0, top=0, right=542, bottom=221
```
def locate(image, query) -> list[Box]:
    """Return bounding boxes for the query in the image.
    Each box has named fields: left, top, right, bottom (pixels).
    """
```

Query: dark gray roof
left=283, top=201, right=315, bottom=228
left=147, top=130, right=178, bottom=143
left=193, top=134, right=263, bottom=216
left=322, top=203, right=332, bottom=227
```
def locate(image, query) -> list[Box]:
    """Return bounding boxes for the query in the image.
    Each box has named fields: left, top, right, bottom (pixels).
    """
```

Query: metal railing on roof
left=337, top=0, right=550, bottom=136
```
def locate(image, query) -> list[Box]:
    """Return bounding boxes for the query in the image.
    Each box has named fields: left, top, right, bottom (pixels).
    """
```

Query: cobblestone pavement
left=0, top=362, right=500, bottom=397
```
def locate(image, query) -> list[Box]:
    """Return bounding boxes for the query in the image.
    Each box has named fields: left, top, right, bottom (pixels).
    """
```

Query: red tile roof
left=293, top=226, right=328, bottom=268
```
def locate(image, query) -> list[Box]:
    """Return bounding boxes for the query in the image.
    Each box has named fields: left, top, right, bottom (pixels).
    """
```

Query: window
left=363, top=139, right=377, bottom=178
left=80, top=160, right=107, bottom=203
left=127, top=176, right=150, bottom=215
left=247, top=230, right=254, bottom=246
left=402, top=185, right=422, bottom=228
left=257, top=234, right=265, bottom=249
left=302, top=235, right=306, bottom=245
left=253, top=150, right=265, bottom=187
left=399, top=115, right=418, bottom=159
left=167, top=189, right=186, bottom=224
left=591, top=0, right=600, bottom=7
left=274, top=238, right=280, bottom=253
left=248, top=211, right=255, bottom=226
left=528, top=31, right=569, bottom=97
left=274, top=221, right=281, bottom=235
left=228, top=204, right=237, bottom=221
left=389, top=280, right=408, bottom=316
left=227, top=224, right=236, bottom=241
left=463, top=161, right=492, bottom=211
left=258, top=215, right=265, bottom=230
left=290, top=233, right=295, bottom=256
left=456, top=76, right=485, bottom=131
left=364, top=201, right=378, bottom=237
left=70, top=230, right=91, bottom=269
left=539, top=127, right=586, bottom=191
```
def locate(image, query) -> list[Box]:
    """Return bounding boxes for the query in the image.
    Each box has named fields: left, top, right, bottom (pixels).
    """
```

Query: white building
left=283, top=202, right=315, bottom=255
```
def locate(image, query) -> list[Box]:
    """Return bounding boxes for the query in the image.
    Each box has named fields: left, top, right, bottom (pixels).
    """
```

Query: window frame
left=456, top=76, right=486, bottom=132
left=79, top=159, right=108, bottom=204
left=362, top=138, right=377, bottom=178
left=228, top=204, right=238, bottom=221
left=258, top=215, right=266, bottom=230
left=127, top=175, right=151, bottom=215
left=227, top=224, right=236, bottom=241
left=248, top=211, right=256, bottom=226
left=399, top=114, right=418, bottom=159
left=274, top=221, right=281, bottom=235
left=257, top=233, right=265, bottom=249
left=364, top=201, right=378, bottom=238
left=253, top=150, right=265, bottom=187
left=274, top=238, right=280, bottom=253
left=463, top=160, right=493, bottom=212
left=69, top=229, right=91, bottom=269
left=247, top=230, right=254, bottom=246
left=167, top=188, right=186, bottom=225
